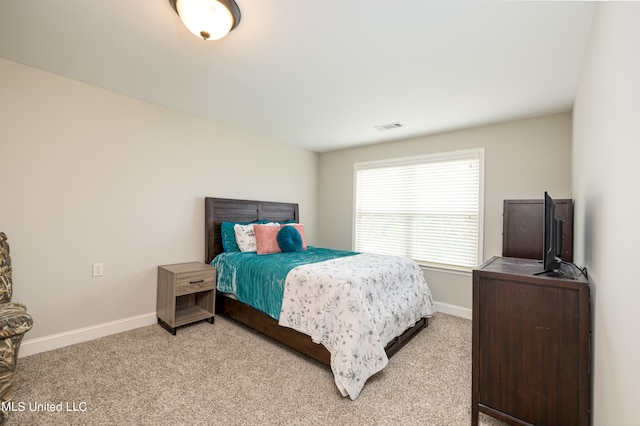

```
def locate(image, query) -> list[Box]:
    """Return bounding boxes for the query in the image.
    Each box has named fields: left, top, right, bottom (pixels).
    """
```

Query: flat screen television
left=536, top=191, right=564, bottom=275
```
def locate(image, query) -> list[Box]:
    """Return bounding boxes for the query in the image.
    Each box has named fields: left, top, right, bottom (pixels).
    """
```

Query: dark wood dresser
left=472, top=257, right=590, bottom=425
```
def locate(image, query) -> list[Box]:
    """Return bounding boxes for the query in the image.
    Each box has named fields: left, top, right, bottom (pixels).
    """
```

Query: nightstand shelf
left=157, top=262, right=216, bottom=335
left=174, top=303, right=212, bottom=326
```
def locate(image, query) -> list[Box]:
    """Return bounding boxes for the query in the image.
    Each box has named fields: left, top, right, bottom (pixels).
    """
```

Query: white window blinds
left=354, top=149, right=483, bottom=269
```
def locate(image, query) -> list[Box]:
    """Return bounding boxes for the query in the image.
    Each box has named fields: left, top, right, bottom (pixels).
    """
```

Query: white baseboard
left=19, top=312, right=157, bottom=358
left=433, top=301, right=472, bottom=320
left=19, top=302, right=471, bottom=358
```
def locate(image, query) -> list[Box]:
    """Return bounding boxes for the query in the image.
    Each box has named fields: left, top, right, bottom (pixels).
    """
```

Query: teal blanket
left=211, top=247, right=358, bottom=320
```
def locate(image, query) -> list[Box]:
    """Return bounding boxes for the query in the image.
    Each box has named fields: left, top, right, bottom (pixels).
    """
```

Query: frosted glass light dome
left=174, top=0, right=238, bottom=41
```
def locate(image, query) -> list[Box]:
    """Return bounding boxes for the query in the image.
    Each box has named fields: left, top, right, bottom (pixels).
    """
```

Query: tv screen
left=542, top=191, right=563, bottom=273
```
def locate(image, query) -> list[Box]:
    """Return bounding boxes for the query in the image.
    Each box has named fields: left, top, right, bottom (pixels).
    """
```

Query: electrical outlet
left=92, top=263, right=104, bottom=277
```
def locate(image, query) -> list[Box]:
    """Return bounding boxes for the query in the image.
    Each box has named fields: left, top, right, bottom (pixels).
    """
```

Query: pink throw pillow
left=254, top=224, right=282, bottom=254
left=284, top=224, right=307, bottom=250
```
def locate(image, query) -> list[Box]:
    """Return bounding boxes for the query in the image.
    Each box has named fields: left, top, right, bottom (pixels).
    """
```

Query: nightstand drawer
left=175, top=271, right=216, bottom=296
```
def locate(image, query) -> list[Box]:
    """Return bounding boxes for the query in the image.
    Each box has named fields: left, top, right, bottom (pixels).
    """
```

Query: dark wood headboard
left=204, top=197, right=300, bottom=264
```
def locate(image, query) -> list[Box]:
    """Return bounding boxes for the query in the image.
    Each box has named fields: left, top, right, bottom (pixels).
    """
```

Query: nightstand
left=156, top=262, right=216, bottom=335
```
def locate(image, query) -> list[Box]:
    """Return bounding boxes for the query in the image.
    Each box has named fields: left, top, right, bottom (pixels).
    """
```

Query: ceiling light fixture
left=169, top=0, right=241, bottom=41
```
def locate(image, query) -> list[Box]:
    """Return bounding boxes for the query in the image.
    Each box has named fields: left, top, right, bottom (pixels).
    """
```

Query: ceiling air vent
left=375, top=122, right=404, bottom=131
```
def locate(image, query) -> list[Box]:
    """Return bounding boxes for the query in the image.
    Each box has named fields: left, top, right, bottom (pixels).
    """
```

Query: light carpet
left=7, top=313, right=506, bottom=425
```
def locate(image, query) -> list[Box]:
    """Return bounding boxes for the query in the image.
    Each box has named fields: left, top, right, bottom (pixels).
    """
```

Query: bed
left=205, top=197, right=434, bottom=399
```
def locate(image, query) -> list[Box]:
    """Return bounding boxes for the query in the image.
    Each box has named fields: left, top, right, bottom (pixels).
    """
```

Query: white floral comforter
left=278, top=253, right=434, bottom=399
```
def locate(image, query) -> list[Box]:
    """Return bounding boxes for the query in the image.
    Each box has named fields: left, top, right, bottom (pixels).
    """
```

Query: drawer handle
left=189, top=279, right=205, bottom=285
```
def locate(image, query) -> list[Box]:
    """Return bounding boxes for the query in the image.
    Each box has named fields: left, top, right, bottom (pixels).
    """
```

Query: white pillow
left=234, top=223, right=257, bottom=252
left=234, top=222, right=280, bottom=252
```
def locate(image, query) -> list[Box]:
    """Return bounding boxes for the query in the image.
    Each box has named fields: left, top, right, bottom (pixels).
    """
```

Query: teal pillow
left=277, top=226, right=303, bottom=253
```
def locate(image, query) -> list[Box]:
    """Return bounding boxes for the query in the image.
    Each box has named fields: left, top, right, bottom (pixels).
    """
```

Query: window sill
left=416, top=261, right=473, bottom=277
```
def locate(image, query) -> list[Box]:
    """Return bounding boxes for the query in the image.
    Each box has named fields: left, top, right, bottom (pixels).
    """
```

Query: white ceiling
left=0, top=1, right=595, bottom=153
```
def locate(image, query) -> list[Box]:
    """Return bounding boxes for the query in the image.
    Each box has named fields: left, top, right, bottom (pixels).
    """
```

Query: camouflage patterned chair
left=0, top=233, right=33, bottom=422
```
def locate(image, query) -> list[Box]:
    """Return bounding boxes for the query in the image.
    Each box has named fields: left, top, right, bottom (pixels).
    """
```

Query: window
left=353, top=149, right=483, bottom=270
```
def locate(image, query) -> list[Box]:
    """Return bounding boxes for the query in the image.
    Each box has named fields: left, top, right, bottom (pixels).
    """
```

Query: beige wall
left=572, top=3, right=640, bottom=424
left=1, top=57, right=318, bottom=343
left=318, top=113, right=572, bottom=312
